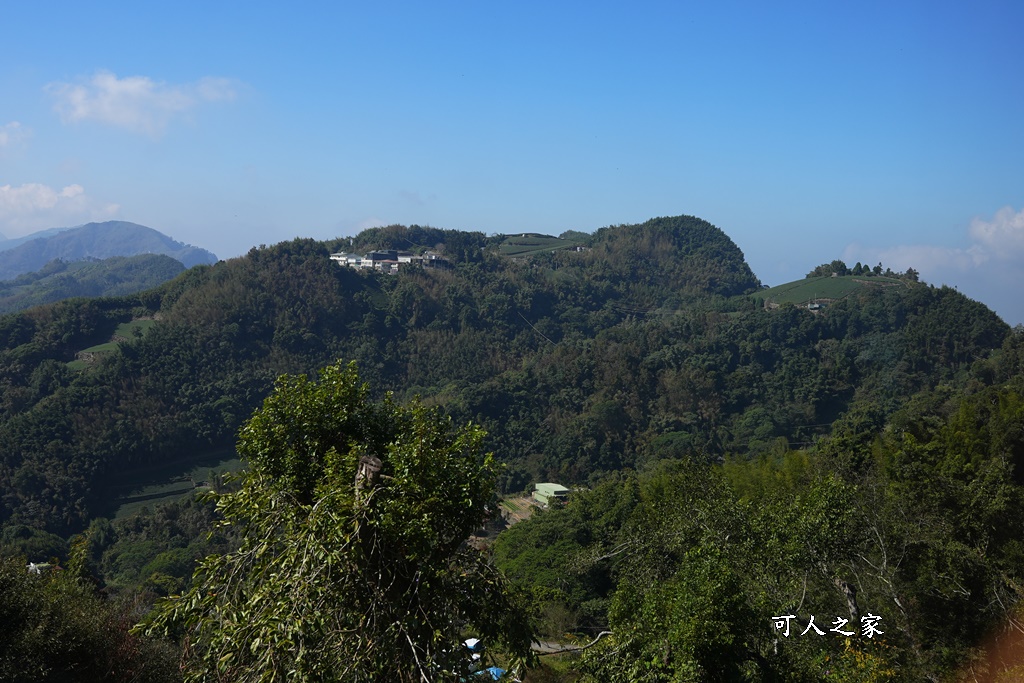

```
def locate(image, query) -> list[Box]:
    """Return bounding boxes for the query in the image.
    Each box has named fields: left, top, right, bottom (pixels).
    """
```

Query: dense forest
left=1, top=214, right=1021, bottom=680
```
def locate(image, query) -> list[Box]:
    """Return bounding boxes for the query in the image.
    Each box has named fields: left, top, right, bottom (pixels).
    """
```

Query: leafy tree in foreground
left=141, top=361, right=534, bottom=682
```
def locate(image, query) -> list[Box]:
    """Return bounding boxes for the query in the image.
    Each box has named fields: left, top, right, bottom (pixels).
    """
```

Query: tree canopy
left=142, top=361, right=534, bottom=682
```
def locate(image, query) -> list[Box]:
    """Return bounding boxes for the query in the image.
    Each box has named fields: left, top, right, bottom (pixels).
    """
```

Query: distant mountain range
left=0, top=227, right=73, bottom=250
left=0, top=221, right=218, bottom=281
left=0, top=254, right=186, bottom=315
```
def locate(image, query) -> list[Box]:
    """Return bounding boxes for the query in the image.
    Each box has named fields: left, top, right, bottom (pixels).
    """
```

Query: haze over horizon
left=2, top=2, right=1022, bottom=324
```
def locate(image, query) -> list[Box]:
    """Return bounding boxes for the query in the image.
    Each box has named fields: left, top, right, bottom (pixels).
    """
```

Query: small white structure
left=329, top=252, right=363, bottom=267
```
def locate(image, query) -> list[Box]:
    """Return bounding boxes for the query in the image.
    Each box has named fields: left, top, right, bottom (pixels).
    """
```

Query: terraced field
left=108, top=449, right=244, bottom=519
left=758, top=275, right=906, bottom=306
left=497, top=233, right=585, bottom=257
left=499, top=495, right=538, bottom=525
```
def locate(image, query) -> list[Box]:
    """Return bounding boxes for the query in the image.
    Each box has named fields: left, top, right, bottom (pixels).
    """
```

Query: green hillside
left=0, top=215, right=1004, bottom=535
left=0, top=254, right=185, bottom=314
left=0, top=215, right=1021, bottom=681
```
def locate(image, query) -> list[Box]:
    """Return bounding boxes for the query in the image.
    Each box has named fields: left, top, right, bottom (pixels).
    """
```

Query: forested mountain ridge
left=1, top=213, right=1022, bottom=680
left=0, top=227, right=72, bottom=251
left=342, top=214, right=760, bottom=303
left=0, top=221, right=217, bottom=280
left=0, top=214, right=1009, bottom=537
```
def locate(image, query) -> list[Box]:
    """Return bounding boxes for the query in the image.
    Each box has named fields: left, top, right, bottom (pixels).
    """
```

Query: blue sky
left=2, top=1, right=1023, bottom=323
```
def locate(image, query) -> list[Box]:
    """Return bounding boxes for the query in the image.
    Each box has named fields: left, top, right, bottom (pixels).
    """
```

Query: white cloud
left=0, top=183, right=120, bottom=237
left=969, top=206, right=1024, bottom=257
left=46, top=71, right=238, bottom=136
left=0, top=122, right=30, bottom=149
left=843, top=206, right=1024, bottom=325
left=844, top=207, right=1024, bottom=276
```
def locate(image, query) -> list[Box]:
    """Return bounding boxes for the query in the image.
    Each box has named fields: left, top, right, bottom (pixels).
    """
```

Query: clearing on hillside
left=67, top=318, right=159, bottom=370
left=757, top=275, right=907, bottom=307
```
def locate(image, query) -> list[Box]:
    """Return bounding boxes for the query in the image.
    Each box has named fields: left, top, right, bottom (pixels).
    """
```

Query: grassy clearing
left=80, top=340, right=119, bottom=354
left=114, top=319, right=156, bottom=338
left=67, top=317, right=159, bottom=369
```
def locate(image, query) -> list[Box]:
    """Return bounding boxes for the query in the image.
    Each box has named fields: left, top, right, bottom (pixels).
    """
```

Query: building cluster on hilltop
left=329, top=249, right=450, bottom=274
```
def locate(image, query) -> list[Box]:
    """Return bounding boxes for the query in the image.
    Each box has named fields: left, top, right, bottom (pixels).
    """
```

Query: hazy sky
left=2, top=2, right=1023, bottom=323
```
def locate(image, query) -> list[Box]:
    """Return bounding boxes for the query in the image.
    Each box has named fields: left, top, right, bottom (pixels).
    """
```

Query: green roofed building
left=533, top=482, right=570, bottom=507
